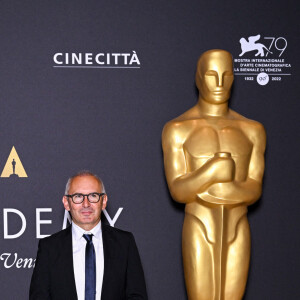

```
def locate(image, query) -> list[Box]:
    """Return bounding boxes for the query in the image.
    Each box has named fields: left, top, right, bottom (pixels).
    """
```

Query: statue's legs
left=223, top=215, right=250, bottom=300
left=182, top=213, right=250, bottom=300
left=182, top=213, right=214, bottom=300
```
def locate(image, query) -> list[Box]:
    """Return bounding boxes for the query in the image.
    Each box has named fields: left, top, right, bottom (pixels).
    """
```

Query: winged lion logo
left=239, top=34, right=272, bottom=57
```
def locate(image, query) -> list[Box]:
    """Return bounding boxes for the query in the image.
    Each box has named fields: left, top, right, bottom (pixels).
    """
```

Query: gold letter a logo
left=1, top=146, right=28, bottom=178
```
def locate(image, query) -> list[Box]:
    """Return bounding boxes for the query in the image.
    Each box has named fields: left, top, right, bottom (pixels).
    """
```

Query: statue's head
left=195, top=49, right=234, bottom=104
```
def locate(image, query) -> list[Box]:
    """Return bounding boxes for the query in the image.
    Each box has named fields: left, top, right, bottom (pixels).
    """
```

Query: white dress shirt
left=72, top=221, right=104, bottom=300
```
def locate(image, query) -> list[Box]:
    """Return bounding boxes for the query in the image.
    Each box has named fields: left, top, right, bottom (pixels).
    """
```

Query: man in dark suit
left=30, top=171, right=148, bottom=300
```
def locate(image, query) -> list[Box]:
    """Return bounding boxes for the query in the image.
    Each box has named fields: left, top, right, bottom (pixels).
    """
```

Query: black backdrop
left=0, top=1, right=299, bottom=299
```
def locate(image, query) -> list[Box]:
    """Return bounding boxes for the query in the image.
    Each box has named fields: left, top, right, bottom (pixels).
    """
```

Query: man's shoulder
left=102, top=224, right=136, bottom=245
left=102, top=224, right=133, bottom=238
left=39, top=226, right=71, bottom=246
left=102, top=225, right=139, bottom=256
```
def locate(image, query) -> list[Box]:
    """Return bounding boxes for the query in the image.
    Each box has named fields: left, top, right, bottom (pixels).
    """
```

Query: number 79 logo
left=264, top=37, right=287, bottom=57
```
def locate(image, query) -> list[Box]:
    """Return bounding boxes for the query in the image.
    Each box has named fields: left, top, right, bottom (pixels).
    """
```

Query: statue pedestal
left=9, top=174, right=19, bottom=178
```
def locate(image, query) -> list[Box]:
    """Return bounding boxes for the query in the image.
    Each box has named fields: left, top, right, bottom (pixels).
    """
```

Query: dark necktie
left=83, top=234, right=96, bottom=300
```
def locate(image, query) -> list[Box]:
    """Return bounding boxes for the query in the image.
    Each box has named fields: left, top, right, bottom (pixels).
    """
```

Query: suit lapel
left=101, top=225, right=115, bottom=300
left=61, top=226, right=78, bottom=299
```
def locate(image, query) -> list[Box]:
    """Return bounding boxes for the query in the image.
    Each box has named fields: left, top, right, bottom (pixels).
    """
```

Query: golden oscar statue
left=162, top=49, right=266, bottom=300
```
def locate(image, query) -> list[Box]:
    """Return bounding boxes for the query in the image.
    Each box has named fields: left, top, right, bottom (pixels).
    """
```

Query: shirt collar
left=72, top=220, right=102, bottom=241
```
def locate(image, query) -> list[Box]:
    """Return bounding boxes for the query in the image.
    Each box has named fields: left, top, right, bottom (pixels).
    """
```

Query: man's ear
left=101, top=194, right=108, bottom=210
left=62, top=196, right=70, bottom=211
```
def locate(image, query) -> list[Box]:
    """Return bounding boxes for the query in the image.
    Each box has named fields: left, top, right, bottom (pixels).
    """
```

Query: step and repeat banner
left=0, top=1, right=298, bottom=299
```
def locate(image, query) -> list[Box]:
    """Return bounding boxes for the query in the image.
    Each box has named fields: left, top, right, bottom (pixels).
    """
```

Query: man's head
left=195, top=49, right=234, bottom=104
left=62, top=170, right=107, bottom=231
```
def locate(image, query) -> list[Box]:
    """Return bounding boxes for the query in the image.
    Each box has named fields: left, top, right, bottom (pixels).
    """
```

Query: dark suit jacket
left=29, top=225, right=148, bottom=300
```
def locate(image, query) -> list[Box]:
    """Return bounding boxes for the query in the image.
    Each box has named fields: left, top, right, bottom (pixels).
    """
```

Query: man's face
left=196, top=51, right=234, bottom=104
left=62, top=175, right=107, bottom=231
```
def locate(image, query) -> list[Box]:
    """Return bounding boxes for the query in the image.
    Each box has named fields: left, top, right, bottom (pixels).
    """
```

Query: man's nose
left=82, top=195, right=90, bottom=207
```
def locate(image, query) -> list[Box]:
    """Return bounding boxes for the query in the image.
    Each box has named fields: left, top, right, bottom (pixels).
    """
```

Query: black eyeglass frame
left=65, top=192, right=106, bottom=204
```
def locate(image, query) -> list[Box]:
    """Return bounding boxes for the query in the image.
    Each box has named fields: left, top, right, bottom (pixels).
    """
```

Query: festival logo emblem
left=1, top=146, right=27, bottom=178
left=234, top=34, right=291, bottom=86
left=239, top=35, right=272, bottom=57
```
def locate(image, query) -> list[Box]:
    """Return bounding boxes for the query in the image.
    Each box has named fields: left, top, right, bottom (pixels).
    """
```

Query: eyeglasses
left=65, top=193, right=106, bottom=204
